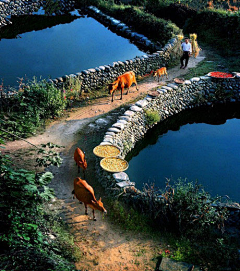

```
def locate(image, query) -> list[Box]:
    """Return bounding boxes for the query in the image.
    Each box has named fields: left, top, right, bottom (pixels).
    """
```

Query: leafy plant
left=0, top=78, right=67, bottom=140
left=150, top=178, right=229, bottom=236
left=63, top=77, right=82, bottom=106
left=36, top=142, right=64, bottom=168
left=145, top=109, right=161, bottom=125
left=0, top=145, right=77, bottom=270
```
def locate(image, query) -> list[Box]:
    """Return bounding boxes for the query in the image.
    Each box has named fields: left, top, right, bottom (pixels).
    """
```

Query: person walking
left=180, top=37, right=192, bottom=69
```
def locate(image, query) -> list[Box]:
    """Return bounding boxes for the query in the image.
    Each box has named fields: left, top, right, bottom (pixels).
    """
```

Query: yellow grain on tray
left=93, top=145, right=120, bottom=158
left=100, top=157, right=128, bottom=172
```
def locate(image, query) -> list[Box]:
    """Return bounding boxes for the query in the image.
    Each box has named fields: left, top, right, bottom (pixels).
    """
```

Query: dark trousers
left=180, top=51, right=190, bottom=67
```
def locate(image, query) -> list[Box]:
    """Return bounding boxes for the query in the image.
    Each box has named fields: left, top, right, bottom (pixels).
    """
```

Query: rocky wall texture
left=50, top=36, right=181, bottom=93
left=94, top=74, right=240, bottom=228
left=0, top=0, right=75, bottom=28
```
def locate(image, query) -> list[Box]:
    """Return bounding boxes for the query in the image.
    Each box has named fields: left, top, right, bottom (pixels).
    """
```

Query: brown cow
left=153, top=67, right=168, bottom=82
left=74, top=147, right=87, bottom=177
left=108, top=71, right=138, bottom=102
left=72, top=177, right=107, bottom=221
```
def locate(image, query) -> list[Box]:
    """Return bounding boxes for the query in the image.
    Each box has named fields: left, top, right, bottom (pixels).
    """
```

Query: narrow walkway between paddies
left=3, top=50, right=205, bottom=271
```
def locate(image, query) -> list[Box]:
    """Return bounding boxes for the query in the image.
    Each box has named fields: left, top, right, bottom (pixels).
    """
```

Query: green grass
left=183, top=44, right=239, bottom=80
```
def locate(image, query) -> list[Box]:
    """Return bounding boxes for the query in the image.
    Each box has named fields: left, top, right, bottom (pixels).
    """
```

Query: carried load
left=190, top=33, right=201, bottom=58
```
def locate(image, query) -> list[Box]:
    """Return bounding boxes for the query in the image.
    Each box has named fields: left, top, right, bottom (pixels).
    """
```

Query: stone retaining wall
left=0, top=0, right=75, bottom=27
left=94, top=74, right=240, bottom=227
left=50, top=36, right=181, bottom=93
left=48, top=6, right=182, bottom=93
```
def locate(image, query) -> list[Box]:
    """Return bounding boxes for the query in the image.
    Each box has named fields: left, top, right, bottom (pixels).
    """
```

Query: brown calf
left=72, top=177, right=107, bottom=221
left=153, top=67, right=168, bottom=82
left=74, top=147, right=87, bottom=177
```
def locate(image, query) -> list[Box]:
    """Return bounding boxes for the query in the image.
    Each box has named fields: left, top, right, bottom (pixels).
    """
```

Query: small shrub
left=63, top=77, right=82, bottom=106
left=154, top=178, right=229, bottom=236
left=145, top=110, right=161, bottom=125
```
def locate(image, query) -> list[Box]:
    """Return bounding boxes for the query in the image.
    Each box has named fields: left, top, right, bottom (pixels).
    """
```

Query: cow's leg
left=93, top=209, right=96, bottom=221
left=134, top=80, right=139, bottom=91
left=120, top=87, right=123, bottom=99
left=84, top=203, right=88, bottom=215
left=112, top=91, right=114, bottom=102
left=166, top=72, right=168, bottom=79
left=126, top=87, right=129, bottom=95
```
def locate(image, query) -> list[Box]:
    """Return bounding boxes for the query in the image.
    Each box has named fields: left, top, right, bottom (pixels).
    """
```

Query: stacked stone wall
left=94, top=74, right=240, bottom=227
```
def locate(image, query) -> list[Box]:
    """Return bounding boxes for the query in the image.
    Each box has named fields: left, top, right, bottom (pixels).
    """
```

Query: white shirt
left=181, top=42, right=192, bottom=53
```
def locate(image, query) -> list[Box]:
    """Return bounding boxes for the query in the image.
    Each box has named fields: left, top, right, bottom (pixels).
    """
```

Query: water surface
left=126, top=105, right=240, bottom=202
left=0, top=15, right=145, bottom=86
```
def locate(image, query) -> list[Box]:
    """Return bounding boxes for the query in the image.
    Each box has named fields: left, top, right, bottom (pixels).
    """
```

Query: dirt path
left=4, top=50, right=205, bottom=152
left=3, top=51, right=205, bottom=271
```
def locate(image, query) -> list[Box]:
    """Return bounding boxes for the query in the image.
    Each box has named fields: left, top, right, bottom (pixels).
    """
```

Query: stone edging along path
left=95, top=74, right=240, bottom=227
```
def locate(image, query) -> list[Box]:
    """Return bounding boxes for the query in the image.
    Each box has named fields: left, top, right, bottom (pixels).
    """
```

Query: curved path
left=4, top=50, right=205, bottom=152
left=3, top=51, right=205, bottom=271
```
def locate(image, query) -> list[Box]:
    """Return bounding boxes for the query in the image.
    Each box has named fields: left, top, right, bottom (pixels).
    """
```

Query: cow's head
left=108, top=81, right=118, bottom=95
left=93, top=197, right=107, bottom=214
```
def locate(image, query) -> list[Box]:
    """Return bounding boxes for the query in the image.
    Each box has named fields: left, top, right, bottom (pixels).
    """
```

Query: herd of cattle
left=72, top=68, right=167, bottom=220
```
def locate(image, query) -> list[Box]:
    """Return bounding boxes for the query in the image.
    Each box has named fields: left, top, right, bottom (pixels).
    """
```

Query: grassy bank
left=77, top=0, right=181, bottom=45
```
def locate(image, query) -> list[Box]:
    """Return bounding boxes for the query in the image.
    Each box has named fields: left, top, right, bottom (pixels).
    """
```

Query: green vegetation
left=0, top=143, right=78, bottom=270
left=0, top=77, right=83, bottom=140
left=104, top=180, right=239, bottom=270
left=63, top=76, right=82, bottom=107
left=142, top=0, right=240, bottom=71
left=150, top=179, right=239, bottom=269
left=106, top=199, right=152, bottom=232
left=157, top=179, right=228, bottom=235
left=184, top=9, right=240, bottom=71
left=80, top=0, right=181, bottom=45
left=145, top=109, right=161, bottom=125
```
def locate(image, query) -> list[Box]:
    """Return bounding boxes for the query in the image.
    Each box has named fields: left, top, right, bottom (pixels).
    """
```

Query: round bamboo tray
left=100, top=157, right=129, bottom=173
left=174, top=78, right=185, bottom=84
left=93, top=144, right=120, bottom=158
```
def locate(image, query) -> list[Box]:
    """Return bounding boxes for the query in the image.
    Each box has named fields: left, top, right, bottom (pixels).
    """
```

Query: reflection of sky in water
left=127, top=119, right=240, bottom=202
left=0, top=16, right=145, bottom=86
